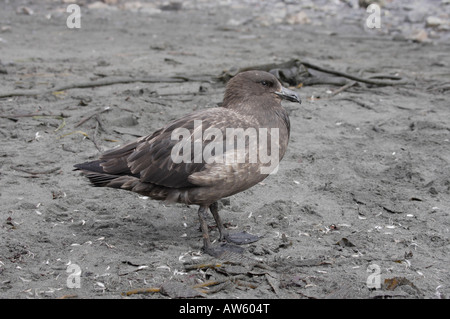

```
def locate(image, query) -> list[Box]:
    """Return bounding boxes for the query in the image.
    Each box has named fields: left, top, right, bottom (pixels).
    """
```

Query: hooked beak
left=275, top=86, right=301, bottom=104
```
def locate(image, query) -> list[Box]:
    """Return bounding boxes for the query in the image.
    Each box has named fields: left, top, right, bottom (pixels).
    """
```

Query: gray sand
left=1, top=0, right=449, bottom=299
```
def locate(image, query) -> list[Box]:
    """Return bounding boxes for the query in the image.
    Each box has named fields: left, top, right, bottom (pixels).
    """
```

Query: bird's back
left=75, top=105, right=290, bottom=205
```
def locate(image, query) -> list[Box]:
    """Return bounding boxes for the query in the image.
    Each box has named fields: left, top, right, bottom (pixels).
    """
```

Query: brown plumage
left=74, top=70, right=301, bottom=256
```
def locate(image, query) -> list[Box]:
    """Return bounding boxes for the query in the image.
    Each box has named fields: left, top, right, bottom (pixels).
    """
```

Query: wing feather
left=96, top=108, right=260, bottom=189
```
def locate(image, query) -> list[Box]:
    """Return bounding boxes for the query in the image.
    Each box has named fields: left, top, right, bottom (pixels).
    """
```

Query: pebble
left=16, top=6, right=34, bottom=15
left=285, top=11, right=310, bottom=25
left=426, top=16, right=445, bottom=27
left=408, top=29, right=429, bottom=42
left=87, top=1, right=115, bottom=10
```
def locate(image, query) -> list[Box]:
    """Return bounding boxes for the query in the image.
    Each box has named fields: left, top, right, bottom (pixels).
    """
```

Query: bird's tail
left=73, top=160, right=119, bottom=187
left=74, top=160, right=165, bottom=199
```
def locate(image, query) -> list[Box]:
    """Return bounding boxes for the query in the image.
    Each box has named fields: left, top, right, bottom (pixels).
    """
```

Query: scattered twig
left=0, top=113, right=42, bottom=118
left=121, top=274, right=253, bottom=297
left=192, top=275, right=247, bottom=289
left=94, top=114, right=108, bottom=133
left=219, top=58, right=409, bottom=87
left=184, top=263, right=223, bottom=271
left=302, top=61, right=410, bottom=86
left=59, top=294, right=78, bottom=299
left=121, top=287, right=161, bottom=296
left=58, top=130, right=89, bottom=139
left=75, top=107, right=111, bottom=128
left=31, top=115, right=66, bottom=132
left=381, top=205, right=404, bottom=214
left=265, top=274, right=281, bottom=296
left=426, top=82, right=450, bottom=92
left=0, top=76, right=190, bottom=99
left=368, top=74, right=403, bottom=80
left=235, top=279, right=258, bottom=289
left=54, top=117, right=66, bottom=132
left=10, top=166, right=61, bottom=175
left=90, top=121, right=103, bottom=152
left=1, top=114, right=67, bottom=131
left=325, top=80, right=357, bottom=98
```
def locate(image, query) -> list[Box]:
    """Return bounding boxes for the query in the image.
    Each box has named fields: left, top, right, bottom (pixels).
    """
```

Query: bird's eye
left=261, top=81, right=270, bottom=87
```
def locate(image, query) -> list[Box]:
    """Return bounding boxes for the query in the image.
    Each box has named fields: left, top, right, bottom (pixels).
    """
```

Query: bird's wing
left=99, top=108, right=257, bottom=188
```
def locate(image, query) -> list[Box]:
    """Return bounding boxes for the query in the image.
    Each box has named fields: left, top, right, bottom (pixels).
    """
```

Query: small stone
left=426, top=16, right=444, bottom=28
left=16, top=6, right=34, bottom=15
left=285, top=11, right=310, bottom=25
left=88, top=2, right=113, bottom=10
left=429, top=187, right=438, bottom=195
left=408, top=29, right=428, bottom=42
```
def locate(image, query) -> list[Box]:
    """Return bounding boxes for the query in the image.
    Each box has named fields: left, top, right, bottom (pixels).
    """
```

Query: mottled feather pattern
left=75, top=71, right=300, bottom=206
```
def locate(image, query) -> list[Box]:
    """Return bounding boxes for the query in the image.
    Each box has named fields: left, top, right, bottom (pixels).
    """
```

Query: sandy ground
left=1, top=0, right=449, bottom=299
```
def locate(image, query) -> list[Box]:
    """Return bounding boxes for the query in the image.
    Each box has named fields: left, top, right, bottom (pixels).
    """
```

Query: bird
left=74, top=70, right=301, bottom=257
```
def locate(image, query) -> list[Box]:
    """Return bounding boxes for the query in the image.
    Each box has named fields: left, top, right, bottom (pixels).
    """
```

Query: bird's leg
left=209, top=201, right=228, bottom=241
left=198, top=204, right=244, bottom=257
left=197, top=205, right=213, bottom=253
left=209, top=201, right=261, bottom=245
